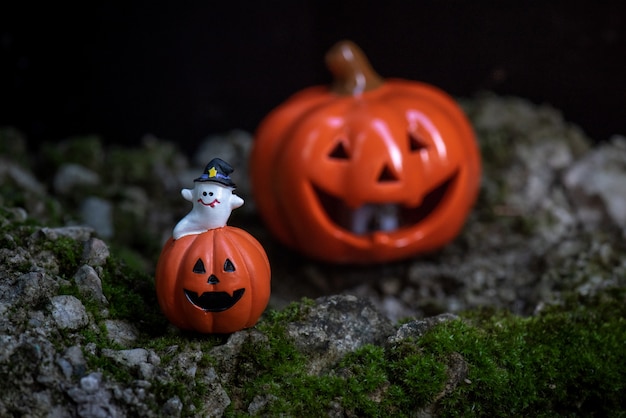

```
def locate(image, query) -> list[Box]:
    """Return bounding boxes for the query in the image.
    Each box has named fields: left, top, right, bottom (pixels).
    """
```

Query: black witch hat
left=194, top=158, right=237, bottom=188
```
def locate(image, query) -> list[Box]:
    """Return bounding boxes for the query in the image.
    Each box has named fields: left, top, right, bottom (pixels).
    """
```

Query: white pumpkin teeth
left=351, top=204, right=399, bottom=234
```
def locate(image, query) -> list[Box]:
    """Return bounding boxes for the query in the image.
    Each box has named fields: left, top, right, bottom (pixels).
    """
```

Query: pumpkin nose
left=207, top=274, right=220, bottom=285
left=377, top=164, right=399, bottom=182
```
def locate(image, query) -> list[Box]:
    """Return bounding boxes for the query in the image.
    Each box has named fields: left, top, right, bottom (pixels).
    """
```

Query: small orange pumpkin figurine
left=156, top=158, right=271, bottom=334
left=250, top=40, right=481, bottom=263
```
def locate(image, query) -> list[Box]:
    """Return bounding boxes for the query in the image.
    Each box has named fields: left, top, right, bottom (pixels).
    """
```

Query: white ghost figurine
left=172, top=158, right=244, bottom=240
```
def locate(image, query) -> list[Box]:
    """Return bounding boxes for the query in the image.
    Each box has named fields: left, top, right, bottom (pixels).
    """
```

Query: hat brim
left=194, top=175, right=236, bottom=188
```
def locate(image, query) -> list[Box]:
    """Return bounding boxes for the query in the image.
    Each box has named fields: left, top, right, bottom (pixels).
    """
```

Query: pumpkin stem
left=325, top=40, right=384, bottom=96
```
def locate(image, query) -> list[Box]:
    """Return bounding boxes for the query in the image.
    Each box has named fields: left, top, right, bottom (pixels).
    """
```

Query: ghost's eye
left=209, top=192, right=214, bottom=196
left=203, top=191, right=207, bottom=196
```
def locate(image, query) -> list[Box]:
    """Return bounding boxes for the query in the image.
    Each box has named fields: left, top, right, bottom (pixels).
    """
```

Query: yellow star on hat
left=208, top=166, right=217, bottom=178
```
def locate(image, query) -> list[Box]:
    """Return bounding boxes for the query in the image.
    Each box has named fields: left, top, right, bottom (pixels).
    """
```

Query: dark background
left=2, top=1, right=625, bottom=155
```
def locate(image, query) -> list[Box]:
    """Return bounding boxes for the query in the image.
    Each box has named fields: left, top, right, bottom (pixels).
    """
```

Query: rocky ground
left=1, top=94, right=625, bottom=416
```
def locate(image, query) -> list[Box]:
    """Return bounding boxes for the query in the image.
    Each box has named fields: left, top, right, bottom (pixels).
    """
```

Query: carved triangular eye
left=329, top=141, right=350, bottom=159
left=408, top=132, right=428, bottom=152
left=193, top=258, right=206, bottom=274
left=224, top=258, right=236, bottom=272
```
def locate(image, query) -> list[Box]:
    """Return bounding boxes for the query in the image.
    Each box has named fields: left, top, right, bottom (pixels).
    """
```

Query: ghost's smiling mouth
left=184, top=288, right=245, bottom=312
left=197, top=198, right=220, bottom=208
left=312, top=171, right=457, bottom=235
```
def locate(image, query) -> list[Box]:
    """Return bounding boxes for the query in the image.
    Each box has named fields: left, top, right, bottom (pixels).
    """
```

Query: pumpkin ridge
left=223, top=228, right=264, bottom=293
left=221, top=227, right=272, bottom=328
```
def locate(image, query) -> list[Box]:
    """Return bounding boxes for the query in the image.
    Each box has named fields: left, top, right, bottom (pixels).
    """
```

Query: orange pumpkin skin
left=250, top=42, right=481, bottom=263
left=155, top=226, right=271, bottom=334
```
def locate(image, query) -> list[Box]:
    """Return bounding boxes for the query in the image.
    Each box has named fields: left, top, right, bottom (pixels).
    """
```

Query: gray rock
left=286, top=295, right=396, bottom=374
left=67, top=372, right=123, bottom=418
left=470, top=95, right=589, bottom=246
left=82, top=238, right=110, bottom=267
left=163, top=345, right=232, bottom=417
left=161, top=396, right=183, bottom=417
left=200, top=380, right=231, bottom=418
left=0, top=246, right=29, bottom=275
left=0, top=157, right=46, bottom=196
left=248, top=393, right=279, bottom=415
left=563, top=135, right=626, bottom=230
left=55, top=356, right=74, bottom=380
left=102, top=348, right=160, bottom=380
left=63, top=345, right=87, bottom=372
left=53, top=163, right=100, bottom=195
left=73, top=265, right=108, bottom=306
left=195, top=366, right=232, bottom=415
left=104, top=319, right=139, bottom=347
left=50, top=295, right=89, bottom=330
left=4, top=206, right=28, bottom=223
left=15, top=271, right=58, bottom=308
left=38, top=226, right=95, bottom=242
left=170, top=348, right=202, bottom=379
left=112, top=382, right=156, bottom=417
left=388, top=313, right=460, bottom=345
left=0, top=336, right=68, bottom=417
left=210, top=329, right=268, bottom=385
left=80, top=197, right=114, bottom=239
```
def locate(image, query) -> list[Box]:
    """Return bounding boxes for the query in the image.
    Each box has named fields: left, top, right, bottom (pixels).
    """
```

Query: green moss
left=336, top=343, right=444, bottom=416
left=425, top=292, right=626, bottom=416
left=223, top=299, right=443, bottom=416
left=85, top=349, right=135, bottom=385
left=151, top=376, right=190, bottom=410
left=220, top=291, right=625, bottom=416
left=41, top=236, right=84, bottom=279
left=218, top=301, right=328, bottom=415
left=258, top=297, right=315, bottom=327
left=231, top=331, right=342, bottom=416
left=100, top=257, right=168, bottom=336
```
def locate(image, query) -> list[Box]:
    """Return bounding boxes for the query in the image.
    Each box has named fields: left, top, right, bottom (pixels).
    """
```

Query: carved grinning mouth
left=313, top=171, right=457, bottom=235
left=184, top=288, right=245, bottom=312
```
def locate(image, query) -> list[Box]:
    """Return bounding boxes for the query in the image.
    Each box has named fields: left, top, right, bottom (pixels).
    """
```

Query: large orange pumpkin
left=250, top=40, right=481, bottom=263
left=155, top=226, right=271, bottom=334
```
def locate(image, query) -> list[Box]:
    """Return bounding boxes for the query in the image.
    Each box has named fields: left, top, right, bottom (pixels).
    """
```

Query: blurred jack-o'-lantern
left=250, top=41, right=481, bottom=263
